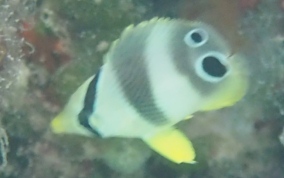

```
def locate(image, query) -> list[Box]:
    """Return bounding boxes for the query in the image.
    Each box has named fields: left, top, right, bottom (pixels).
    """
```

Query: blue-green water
left=0, top=0, right=284, bottom=177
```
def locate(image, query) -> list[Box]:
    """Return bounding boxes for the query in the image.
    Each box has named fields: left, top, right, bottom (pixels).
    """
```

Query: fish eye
left=184, top=28, right=208, bottom=48
left=195, top=52, right=229, bottom=83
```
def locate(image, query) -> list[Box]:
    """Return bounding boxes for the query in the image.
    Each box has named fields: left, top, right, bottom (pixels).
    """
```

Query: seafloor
left=0, top=0, right=284, bottom=178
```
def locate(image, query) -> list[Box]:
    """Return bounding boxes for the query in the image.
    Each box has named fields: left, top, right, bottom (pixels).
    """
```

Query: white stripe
left=145, top=22, right=202, bottom=123
left=90, top=62, right=158, bottom=138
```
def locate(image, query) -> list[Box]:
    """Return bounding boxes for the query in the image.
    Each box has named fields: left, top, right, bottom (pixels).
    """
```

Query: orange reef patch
left=20, top=20, right=71, bottom=73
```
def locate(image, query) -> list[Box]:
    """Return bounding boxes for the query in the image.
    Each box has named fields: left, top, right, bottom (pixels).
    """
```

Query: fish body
left=51, top=18, right=248, bottom=163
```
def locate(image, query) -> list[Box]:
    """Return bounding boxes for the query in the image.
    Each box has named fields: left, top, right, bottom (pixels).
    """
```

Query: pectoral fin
left=143, top=128, right=196, bottom=164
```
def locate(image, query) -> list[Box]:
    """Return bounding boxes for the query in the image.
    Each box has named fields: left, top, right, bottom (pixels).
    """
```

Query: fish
left=50, top=18, right=248, bottom=164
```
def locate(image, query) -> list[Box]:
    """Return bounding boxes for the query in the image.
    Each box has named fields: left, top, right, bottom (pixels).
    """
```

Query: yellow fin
left=50, top=112, right=66, bottom=134
left=143, top=128, right=196, bottom=164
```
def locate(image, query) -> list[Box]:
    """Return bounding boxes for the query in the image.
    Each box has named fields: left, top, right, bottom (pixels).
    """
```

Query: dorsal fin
left=120, top=17, right=171, bottom=38
left=103, top=17, right=172, bottom=63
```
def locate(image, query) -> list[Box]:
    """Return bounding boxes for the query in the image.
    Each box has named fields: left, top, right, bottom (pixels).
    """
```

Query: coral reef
left=0, top=0, right=284, bottom=177
left=100, top=138, right=151, bottom=175
left=280, top=128, right=284, bottom=146
left=0, top=0, right=31, bottom=111
left=0, top=128, right=8, bottom=170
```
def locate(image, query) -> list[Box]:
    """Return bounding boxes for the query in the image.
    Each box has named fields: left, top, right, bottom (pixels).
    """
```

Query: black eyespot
left=202, top=56, right=227, bottom=77
left=191, top=32, right=202, bottom=43
left=184, top=28, right=208, bottom=48
left=195, top=52, right=229, bottom=83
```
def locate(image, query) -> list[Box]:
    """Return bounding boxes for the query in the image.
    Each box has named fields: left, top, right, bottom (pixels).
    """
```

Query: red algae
left=20, top=20, right=71, bottom=73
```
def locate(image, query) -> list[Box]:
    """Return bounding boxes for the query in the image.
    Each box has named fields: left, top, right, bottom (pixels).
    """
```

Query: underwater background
left=0, top=0, right=284, bottom=177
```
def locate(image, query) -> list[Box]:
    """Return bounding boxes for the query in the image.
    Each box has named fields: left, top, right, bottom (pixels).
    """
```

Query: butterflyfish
left=50, top=18, right=248, bottom=164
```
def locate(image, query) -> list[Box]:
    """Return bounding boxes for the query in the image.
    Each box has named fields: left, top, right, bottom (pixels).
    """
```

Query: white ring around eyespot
left=184, top=28, right=209, bottom=48
left=194, top=51, right=231, bottom=83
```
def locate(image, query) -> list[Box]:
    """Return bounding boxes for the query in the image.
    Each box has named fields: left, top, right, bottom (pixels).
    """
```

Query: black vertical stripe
left=110, top=22, right=169, bottom=125
left=78, top=69, right=102, bottom=137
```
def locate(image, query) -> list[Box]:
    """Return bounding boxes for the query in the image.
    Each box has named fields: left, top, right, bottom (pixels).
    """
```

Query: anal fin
left=143, top=128, right=196, bottom=164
